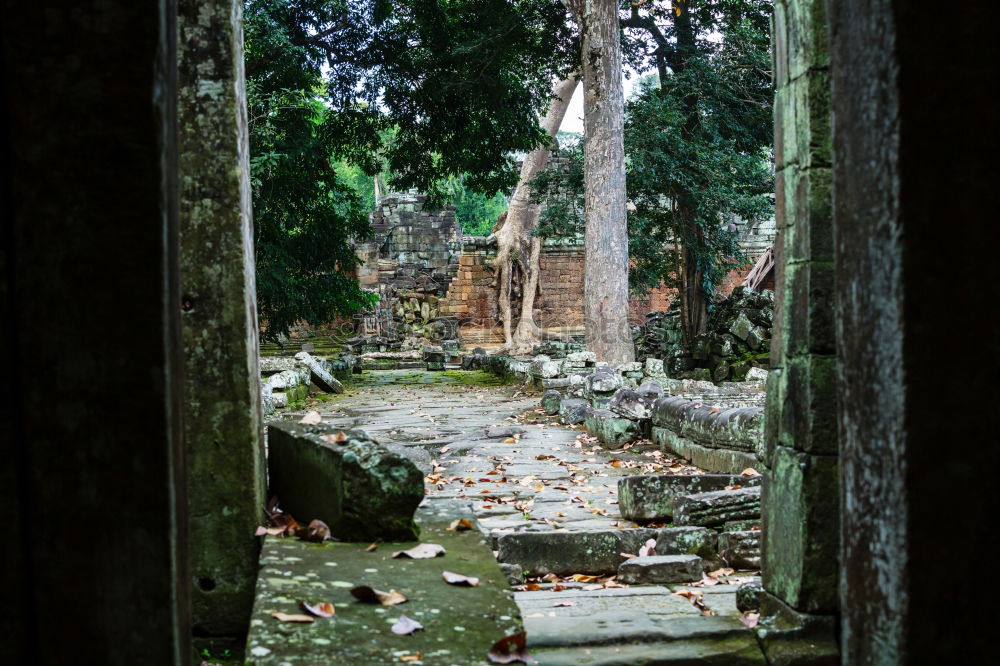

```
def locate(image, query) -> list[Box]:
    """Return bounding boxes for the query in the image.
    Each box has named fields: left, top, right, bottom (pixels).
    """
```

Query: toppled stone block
left=566, top=351, right=596, bottom=363
left=608, top=385, right=661, bottom=420
left=496, top=526, right=716, bottom=576
left=584, top=408, right=640, bottom=446
left=271, top=392, right=289, bottom=409
left=673, top=486, right=762, bottom=527
left=541, top=377, right=570, bottom=389
left=719, top=530, right=761, bottom=569
left=618, top=474, right=762, bottom=522
left=736, top=582, right=762, bottom=612
left=585, top=367, right=623, bottom=399
left=499, top=563, right=525, bottom=586
left=261, top=381, right=276, bottom=417
left=267, top=423, right=423, bottom=541
left=616, top=361, right=642, bottom=373
left=746, top=367, right=769, bottom=383
left=531, top=355, right=562, bottom=379
left=259, top=356, right=301, bottom=374
left=644, top=357, right=665, bottom=377
left=540, top=389, right=562, bottom=415
left=267, top=369, right=300, bottom=391
left=650, top=396, right=763, bottom=453
left=617, top=555, right=703, bottom=584
left=423, top=349, right=446, bottom=371
left=559, top=398, right=591, bottom=425
left=636, top=380, right=665, bottom=398
left=294, top=351, right=344, bottom=393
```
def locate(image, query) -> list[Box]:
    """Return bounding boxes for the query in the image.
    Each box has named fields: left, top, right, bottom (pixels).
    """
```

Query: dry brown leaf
left=364, top=542, right=378, bottom=552
left=297, top=519, right=331, bottom=543
left=523, top=583, right=541, bottom=591
left=321, top=431, right=347, bottom=444
left=571, top=574, right=601, bottom=583
left=442, top=570, right=480, bottom=587
left=447, top=518, right=475, bottom=532
left=299, top=601, right=335, bottom=618
left=270, top=611, right=314, bottom=623
left=620, top=552, right=638, bottom=559
left=741, top=467, right=762, bottom=477
left=392, top=543, right=445, bottom=559
left=298, top=411, right=323, bottom=425
left=350, top=586, right=408, bottom=606
left=488, top=631, right=536, bottom=664
left=541, top=573, right=561, bottom=583
left=741, top=612, right=760, bottom=628
left=503, top=438, right=517, bottom=444
left=638, top=538, right=657, bottom=558
left=400, top=653, right=423, bottom=663
left=553, top=601, right=575, bottom=607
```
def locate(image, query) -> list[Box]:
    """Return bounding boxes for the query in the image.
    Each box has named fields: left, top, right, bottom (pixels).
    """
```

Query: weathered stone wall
left=355, top=193, right=462, bottom=344
left=759, top=0, right=839, bottom=660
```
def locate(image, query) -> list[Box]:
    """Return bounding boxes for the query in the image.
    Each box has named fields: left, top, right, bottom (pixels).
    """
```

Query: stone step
left=618, top=474, right=763, bottom=522
left=718, top=530, right=762, bottom=569
left=672, top=486, right=762, bottom=528
left=617, top=554, right=704, bottom=584
left=496, top=526, right=716, bottom=576
left=583, top=408, right=642, bottom=446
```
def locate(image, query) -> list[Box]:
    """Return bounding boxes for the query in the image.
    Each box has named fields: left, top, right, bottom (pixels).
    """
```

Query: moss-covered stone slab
left=496, top=527, right=716, bottom=576
left=584, top=408, right=641, bottom=447
left=673, top=487, right=761, bottom=528
left=618, top=474, right=762, bottom=522
left=245, top=500, right=522, bottom=665
left=267, top=423, right=424, bottom=541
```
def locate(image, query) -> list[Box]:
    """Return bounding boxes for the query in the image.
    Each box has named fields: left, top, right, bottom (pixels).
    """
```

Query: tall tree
left=565, top=0, right=634, bottom=364
left=623, top=0, right=773, bottom=343
left=494, top=76, right=579, bottom=353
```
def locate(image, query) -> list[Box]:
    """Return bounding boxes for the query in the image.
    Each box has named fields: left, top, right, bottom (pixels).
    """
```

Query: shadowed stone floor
left=271, top=369, right=763, bottom=664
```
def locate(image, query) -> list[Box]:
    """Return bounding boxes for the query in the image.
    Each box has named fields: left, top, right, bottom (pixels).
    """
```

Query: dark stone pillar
left=760, top=0, right=839, bottom=661
left=0, top=2, right=189, bottom=664
left=830, top=0, right=999, bottom=662
left=178, top=0, right=265, bottom=655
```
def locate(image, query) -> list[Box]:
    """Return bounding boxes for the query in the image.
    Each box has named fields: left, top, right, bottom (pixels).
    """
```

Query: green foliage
left=244, top=0, right=576, bottom=339
left=534, top=0, right=773, bottom=307
left=445, top=176, right=508, bottom=236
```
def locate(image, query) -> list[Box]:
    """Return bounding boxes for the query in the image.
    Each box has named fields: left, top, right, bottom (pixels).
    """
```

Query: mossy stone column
left=760, top=0, right=839, bottom=659
left=178, top=0, right=266, bottom=654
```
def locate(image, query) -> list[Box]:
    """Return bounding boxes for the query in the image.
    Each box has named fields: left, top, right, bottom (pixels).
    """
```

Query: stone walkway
left=280, top=369, right=763, bottom=664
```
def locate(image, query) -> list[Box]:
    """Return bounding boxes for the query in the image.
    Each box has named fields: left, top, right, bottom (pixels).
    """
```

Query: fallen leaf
left=571, top=574, right=601, bottom=583
left=708, top=567, right=735, bottom=578
left=350, top=586, right=408, bottom=606
left=741, top=468, right=762, bottom=477
left=638, top=538, right=657, bottom=557
left=392, top=614, right=424, bottom=635
left=364, top=542, right=379, bottom=552
left=442, top=570, right=480, bottom=587
left=299, top=601, right=335, bottom=618
left=447, top=518, right=475, bottom=532
left=524, top=583, right=541, bottom=591
left=392, top=543, right=445, bottom=559
left=298, top=411, right=322, bottom=425
left=400, top=653, right=423, bottom=663
left=503, top=438, right=517, bottom=444
left=724, top=484, right=743, bottom=491
left=488, top=631, right=536, bottom=664
left=553, top=601, right=575, bottom=607
left=741, top=612, right=760, bottom=628
left=541, top=573, right=561, bottom=583
left=439, top=446, right=451, bottom=454
left=270, top=611, right=314, bottom=623
left=321, top=431, right=347, bottom=443
left=620, top=552, right=637, bottom=559
left=298, top=519, right=331, bottom=543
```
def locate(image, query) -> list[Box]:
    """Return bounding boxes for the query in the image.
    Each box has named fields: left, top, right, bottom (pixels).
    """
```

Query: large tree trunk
left=494, top=76, right=578, bottom=353
left=567, top=0, right=634, bottom=364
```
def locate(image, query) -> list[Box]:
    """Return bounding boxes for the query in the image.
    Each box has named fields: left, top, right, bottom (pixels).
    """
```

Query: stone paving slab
left=246, top=500, right=521, bottom=665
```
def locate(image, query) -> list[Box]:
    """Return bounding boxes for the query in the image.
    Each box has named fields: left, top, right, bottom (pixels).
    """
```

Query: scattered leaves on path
left=392, top=543, right=445, bottom=559
left=488, top=631, right=536, bottom=664
left=299, top=601, right=335, bottom=618
left=270, top=611, right=314, bottom=623
left=350, top=586, right=408, bottom=606
left=391, top=614, right=424, bottom=635
left=442, top=570, right=479, bottom=587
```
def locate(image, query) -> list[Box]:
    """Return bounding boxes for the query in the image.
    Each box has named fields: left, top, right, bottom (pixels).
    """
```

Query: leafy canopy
left=245, top=0, right=576, bottom=339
